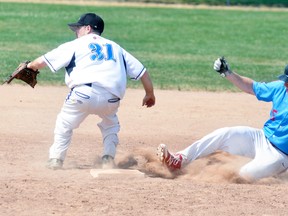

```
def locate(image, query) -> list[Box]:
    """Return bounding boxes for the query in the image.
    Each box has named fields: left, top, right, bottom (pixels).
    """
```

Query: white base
left=90, top=169, right=146, bottom=179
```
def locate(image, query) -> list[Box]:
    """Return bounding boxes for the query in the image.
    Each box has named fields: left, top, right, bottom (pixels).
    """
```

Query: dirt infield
left=1, top=1, right=288, bottom=215
left=1, top=85, right=288, bottom=216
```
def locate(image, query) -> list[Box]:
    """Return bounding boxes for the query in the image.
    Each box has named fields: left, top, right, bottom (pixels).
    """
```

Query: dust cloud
left=115, top=147, right=288, bottom=184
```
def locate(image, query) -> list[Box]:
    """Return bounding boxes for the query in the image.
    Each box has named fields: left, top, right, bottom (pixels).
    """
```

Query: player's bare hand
left=142, top=94, right=155, bottom=107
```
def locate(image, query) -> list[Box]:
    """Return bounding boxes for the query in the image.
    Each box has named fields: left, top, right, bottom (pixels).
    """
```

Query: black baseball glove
left=213, top=56, right=231, bottom=77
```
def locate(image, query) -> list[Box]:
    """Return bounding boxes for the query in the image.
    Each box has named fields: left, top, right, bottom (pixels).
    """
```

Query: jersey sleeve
left=122, top=48, right=146, bottom=81
left=253, top=81, right=281, bottom=102
left=43, top=41, right=75, bottom=73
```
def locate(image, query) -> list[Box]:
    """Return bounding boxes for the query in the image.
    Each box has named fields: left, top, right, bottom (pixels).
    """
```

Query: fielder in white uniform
left=27, top=13, right=156, bottom=169
left=157, top=57, right=288, bottom=181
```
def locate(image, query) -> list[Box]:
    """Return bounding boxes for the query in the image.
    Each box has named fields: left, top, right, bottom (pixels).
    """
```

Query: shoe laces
left=165, top=153, right=182, bottom=169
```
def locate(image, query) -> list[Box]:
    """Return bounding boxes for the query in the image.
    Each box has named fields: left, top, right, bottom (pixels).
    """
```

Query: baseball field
left=1, top=1, right=288, bottom=216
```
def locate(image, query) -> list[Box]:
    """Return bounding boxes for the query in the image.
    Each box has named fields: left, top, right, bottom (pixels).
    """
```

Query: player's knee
left=239, top=167, right=257, bottom=182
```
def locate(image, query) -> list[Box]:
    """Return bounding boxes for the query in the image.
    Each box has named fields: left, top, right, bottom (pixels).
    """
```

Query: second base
left=90, top=169, right=146, bottom=179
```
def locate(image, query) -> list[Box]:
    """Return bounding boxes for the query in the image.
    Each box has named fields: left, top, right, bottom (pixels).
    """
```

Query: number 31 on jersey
left=88, top=43, right=115, bottom=63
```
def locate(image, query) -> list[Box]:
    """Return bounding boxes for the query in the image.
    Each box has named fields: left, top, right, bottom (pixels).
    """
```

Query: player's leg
left=87, top=85, right=121, bottom=168
left=97, top=101, right=120, bottom=168
left=239, top=133, right=288, bottom=181
left=158, top=126, right=258, bottom=170
left=48, top=86, right=92, bottom=169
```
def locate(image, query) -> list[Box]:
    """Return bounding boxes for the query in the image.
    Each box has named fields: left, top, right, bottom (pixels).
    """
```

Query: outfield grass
left=1, top=2, right=288, bottom=91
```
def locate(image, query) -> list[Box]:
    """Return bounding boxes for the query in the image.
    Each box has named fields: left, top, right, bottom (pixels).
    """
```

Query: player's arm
left=213, top=57, right=255, bottom=95
left=27, top=56, right=47, bottom=71
left=225, top=72, right=255, bottom=95
left=140, top=71, right=156, bottom=107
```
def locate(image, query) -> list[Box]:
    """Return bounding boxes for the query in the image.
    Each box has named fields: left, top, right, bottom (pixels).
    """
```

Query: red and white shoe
left=157, top=144, right=183, bottom=170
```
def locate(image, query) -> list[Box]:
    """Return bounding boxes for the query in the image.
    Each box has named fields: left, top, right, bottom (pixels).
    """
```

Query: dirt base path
left=1, top=1, right=288, bottom=215
left=1, top=85, right=288, bottom=216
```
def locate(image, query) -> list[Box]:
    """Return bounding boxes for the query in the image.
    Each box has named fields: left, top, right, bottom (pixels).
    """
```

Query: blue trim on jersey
left=131, top=67, right=145, bottom=80
left=65, top=53, right=76, bottom=76
left=253, top=81, right=288, bottom=154
left=122, top=54, right=127, bottom=73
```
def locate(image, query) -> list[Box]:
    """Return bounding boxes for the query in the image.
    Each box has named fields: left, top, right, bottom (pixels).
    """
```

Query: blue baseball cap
left=278, top=65, right=288, bottom=83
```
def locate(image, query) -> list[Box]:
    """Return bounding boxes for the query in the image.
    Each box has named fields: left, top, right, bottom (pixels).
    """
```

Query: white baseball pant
left=49, top=84, right=120, bottom=161
left=177, top=126, right=288, bottom=181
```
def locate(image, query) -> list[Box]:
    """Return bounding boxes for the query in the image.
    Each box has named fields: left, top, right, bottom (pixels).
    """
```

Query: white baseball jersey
left=42, top=33, right=146, bottom=99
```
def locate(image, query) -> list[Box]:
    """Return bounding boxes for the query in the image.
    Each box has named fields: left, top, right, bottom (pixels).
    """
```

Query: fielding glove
left=3, top=61, right=39, bottom=88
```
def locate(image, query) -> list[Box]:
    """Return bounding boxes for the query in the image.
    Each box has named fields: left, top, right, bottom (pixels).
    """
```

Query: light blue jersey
left=253, top=81, right=288, bottom=154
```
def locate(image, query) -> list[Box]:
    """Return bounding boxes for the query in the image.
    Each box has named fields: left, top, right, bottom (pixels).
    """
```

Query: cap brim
left=278, top=74, right=288, bottom=82
left=68, top=23, right=83, bottom=31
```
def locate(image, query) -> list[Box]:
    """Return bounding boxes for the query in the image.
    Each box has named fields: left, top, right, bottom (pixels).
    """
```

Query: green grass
left=1, top=2, right=288, bottom=91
